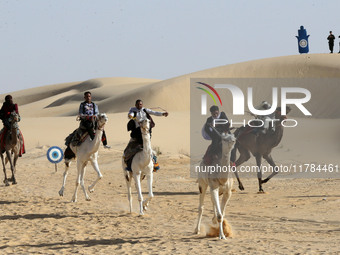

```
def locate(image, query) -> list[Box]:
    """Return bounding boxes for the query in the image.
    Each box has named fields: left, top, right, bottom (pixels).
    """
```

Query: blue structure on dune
left=296, top=26, right=310, bottom=54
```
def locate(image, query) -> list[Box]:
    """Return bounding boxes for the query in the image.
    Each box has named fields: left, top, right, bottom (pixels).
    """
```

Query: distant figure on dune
left=123, top=99, right=168, bottom=172
left=338, top=35, right=340, bottom=53
left=327, top=31, right=335, bottom=53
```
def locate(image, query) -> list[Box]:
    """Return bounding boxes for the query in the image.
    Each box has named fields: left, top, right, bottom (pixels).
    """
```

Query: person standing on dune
left=327, top=31, right=335, bottom=53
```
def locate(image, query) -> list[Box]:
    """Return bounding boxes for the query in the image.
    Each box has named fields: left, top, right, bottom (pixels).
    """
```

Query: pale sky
left=0, top=0, right=339, bottom=94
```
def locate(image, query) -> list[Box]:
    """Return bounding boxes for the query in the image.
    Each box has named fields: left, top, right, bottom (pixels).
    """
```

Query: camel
left=195, top=130, right=236, bottom=240
left=58, top=113, right=108, bottom=202
left=123, top=119, right=154, bottom=216
left=232, top=107, right=291, bottom=192
left=0, top=112, right=24, bottom=186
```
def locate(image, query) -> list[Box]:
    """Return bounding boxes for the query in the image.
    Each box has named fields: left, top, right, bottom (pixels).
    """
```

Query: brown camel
left=232, top=106, right=291, bottom=192
left=0, top=112, right=23, bottom=186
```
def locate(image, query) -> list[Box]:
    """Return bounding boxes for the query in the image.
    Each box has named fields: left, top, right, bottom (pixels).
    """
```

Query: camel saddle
left=203, top=144, right=222, bottom=165
left=123, top=139, right=143, bottom=171
left=65, top=127, right=97, bottom=147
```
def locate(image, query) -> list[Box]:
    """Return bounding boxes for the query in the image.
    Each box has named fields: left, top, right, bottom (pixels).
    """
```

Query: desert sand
left=0, top=54, right=340, bottom=254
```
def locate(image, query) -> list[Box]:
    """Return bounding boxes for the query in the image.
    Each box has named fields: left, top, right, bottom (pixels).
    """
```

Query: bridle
left=97, top=115, right=107, bottom=131
left=139, top=119, right=150, bottom=135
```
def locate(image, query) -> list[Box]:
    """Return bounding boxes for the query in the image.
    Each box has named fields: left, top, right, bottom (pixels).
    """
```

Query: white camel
left=195, top=131, right=236, bottom=240
left=59, top=113, right=108, bottom=202
left=122, top=119, right=154, bottom=215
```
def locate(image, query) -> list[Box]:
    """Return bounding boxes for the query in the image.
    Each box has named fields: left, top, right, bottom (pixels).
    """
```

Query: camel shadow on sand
left=0, top=236, right=160, bottom=251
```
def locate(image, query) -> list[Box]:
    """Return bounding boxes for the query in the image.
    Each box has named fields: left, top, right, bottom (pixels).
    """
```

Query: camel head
left=275, top=106, right=291, bottom=121
left=139, top=119, right=150, bottom=134
left=221, top=133, right=236, bottom=155
left=8, top=112, right=20, bottom=129
left=9, top=111, right=19, bottom=123
left=96, top=113, right=108, bottom=130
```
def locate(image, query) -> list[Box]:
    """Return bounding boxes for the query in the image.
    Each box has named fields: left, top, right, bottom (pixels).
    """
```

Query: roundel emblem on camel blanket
left=47, top=146, right=63, bottom=163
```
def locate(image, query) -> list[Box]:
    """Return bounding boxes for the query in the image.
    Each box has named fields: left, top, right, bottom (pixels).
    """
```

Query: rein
left=97, top=120, right=106, bottom=131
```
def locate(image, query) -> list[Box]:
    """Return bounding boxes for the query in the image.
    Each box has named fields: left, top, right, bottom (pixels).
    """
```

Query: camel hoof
left=12, top=181, right=17, bottom=185
left=219, top=235, right=227, bottom=240
left=257, top=191, right=267, bottom=194
left=88, top=187, right=94, bottom=193
left=239, top=185, right=245, bottom=191
left=5, top=181, right=10, bottom=186
left=58, top=189, right=64, bottom=197
left=86, top=197, right=91, bottom=201
left=71, top=198, right=77, bottom=202
left=139, top=212, right=144, bottom=216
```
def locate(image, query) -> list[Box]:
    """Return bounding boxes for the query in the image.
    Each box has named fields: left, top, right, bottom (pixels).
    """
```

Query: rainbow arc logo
left=196, top=82, right=222, bottom=106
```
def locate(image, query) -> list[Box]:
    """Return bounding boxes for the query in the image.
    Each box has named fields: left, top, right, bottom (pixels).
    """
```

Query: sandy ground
left=0, top=147, right=339, bottom=254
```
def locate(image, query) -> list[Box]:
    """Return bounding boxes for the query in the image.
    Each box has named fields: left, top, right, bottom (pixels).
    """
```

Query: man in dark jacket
left=203, top=105, right=230, bottom=163
left=327, top=31, right=335, bottom=53
left=0, top=95, right=19, bottom=129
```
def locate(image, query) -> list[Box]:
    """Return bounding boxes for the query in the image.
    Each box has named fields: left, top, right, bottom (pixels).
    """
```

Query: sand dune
left=3, top=54, right=339, bottom=119
left=0, top=54, right=340, bottom=254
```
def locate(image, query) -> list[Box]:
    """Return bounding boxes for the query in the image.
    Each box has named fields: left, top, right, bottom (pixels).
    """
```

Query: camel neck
left=9, top=125, right=18, bottom=144
left=221, top=149, right=231, bottom=166
left=271, top=123, right=284, bottom=146
left=142, top=132, right=152, bottom=158
left=89, top=129, right=103, bottom=153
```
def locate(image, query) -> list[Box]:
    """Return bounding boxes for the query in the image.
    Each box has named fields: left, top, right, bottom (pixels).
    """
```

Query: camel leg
left=234, top=146, right=251, bottom=191
left=195, top=181, right=207, bottom=234
left=59, top=160, right=71, bottom=196
left=71, top=161, right=86, bottom=202
left=11, top=151, right=18, bottom=184
left=6, top=150, right=16, bottom=185
left=262, top=154, right=278, bottom=183
left=88, top=158, right=103, bottom=193
left=79, top=164, right=91, bottom=201
left=1, top=153, right=9, bottom=186
left=221, top=179, right=233, bottom=217
left=255, top=154, right=264, bottom=192
left=125, top=171, right=133, bottom=213
left=133, top=173, right=144, bottom=216
left=142, top=173, right=154, bottom=211
left=210, top=187, right=226, bottom=240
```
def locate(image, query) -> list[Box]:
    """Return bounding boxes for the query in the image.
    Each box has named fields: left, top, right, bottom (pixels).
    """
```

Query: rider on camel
left=66, top=91, right=110, bottom=148
left=203, top=105, right=230, bottom=164
left=124, top=99, right=168, bottom=171
left=256, top=101, right=275, bottom=134
left=0, top=95, right=19, bottom=130
left=0, top=95, right=25, bottom=156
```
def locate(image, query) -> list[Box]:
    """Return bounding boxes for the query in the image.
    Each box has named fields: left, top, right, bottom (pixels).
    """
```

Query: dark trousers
left=329, top=42, right=334, bottom=53
left=2, top=119, right=11, bottom=130
left=81, top=119, right=95, bottom=140
left=102, top=130, right=108, bottom=146
left=130, top=126, right=152, bottom=146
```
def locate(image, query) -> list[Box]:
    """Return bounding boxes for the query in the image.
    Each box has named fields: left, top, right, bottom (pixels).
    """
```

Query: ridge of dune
left=102, top=54, right=340, bottom=118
